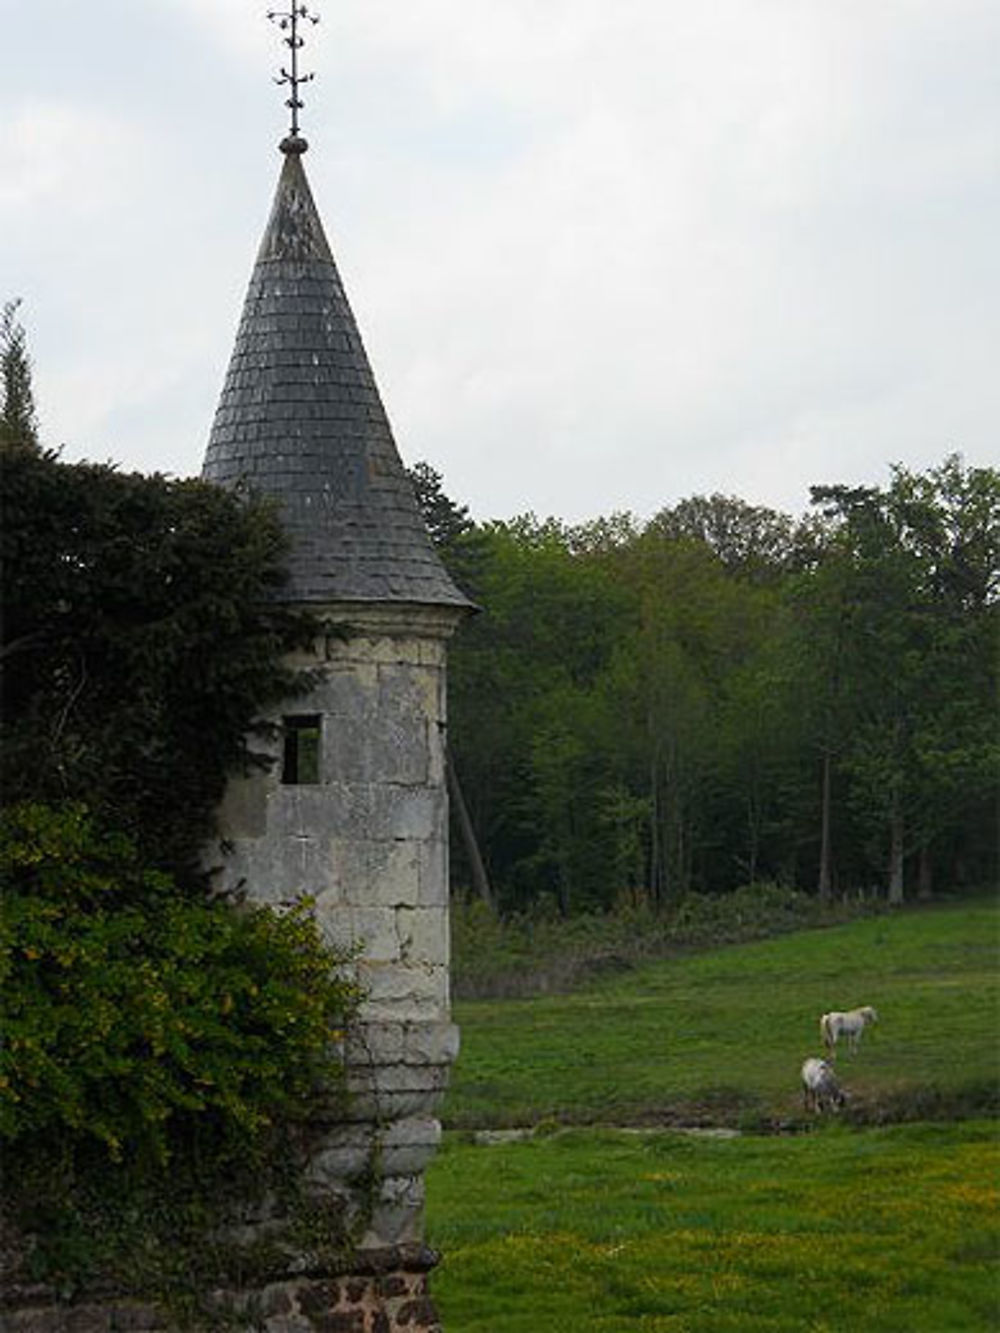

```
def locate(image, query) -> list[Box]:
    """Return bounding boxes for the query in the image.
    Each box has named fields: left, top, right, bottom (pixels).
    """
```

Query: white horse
left=801, top=1057, right=846, bottom=1113
left=820, top=1006, right=878, bottom=1058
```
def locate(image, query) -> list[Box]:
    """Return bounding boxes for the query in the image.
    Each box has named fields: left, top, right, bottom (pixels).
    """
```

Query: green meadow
left=428, top=1121, right=997, bottom=1332
left=442, top=900, right=999, bottom=1128
left=427, top=899, right=1000, bottom=1330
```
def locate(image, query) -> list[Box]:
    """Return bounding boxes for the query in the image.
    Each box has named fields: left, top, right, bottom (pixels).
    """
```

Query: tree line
left=410, top=457, right=999, bottom=914
left=2, top=298, right=994, bottom=921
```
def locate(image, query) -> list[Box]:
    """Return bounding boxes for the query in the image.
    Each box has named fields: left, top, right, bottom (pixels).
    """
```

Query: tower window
left=282, top=715, right=322, bottom=785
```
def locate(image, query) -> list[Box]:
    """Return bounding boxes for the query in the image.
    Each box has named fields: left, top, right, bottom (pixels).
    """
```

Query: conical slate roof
left=203, top=143, right=470, bottom=609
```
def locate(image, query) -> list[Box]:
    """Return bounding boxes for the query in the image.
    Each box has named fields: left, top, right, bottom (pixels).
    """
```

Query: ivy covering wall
left=0, top=440, right=360, bottom=1304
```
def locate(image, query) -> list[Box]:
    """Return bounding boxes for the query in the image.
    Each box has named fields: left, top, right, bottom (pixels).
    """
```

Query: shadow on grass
left=841, top=1079, right=1000, bottom=1127
left=444, top=1079, right=999, bottom=1136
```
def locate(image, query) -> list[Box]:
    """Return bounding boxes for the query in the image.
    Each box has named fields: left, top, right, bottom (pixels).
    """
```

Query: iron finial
left=268, top=4, right=320, bottom=152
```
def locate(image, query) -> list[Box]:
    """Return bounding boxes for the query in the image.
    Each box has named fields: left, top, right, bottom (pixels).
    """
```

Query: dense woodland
left=410, top=457, right=999, bottom=914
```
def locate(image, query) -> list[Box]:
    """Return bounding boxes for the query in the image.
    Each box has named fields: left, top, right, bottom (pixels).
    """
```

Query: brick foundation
left=0, top=1247, right=442, bottom=1333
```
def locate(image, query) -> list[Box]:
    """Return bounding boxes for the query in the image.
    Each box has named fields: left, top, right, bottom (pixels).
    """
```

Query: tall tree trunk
left=817, top=749, right=833, bottom=901
left=445, top=747, right=494, bottom=911
left=888, top=802, right=905, bottom=905
left=557, top=857, right=571, bottom=918
left=917, top=845, right=933, bottom=900
left=745, top=793, right=759, bottom=885
left=649, top=756, right=662, bottom=906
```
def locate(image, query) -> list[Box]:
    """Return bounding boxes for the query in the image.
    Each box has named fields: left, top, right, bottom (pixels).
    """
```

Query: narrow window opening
left=282, top=714, right=322, bottom=785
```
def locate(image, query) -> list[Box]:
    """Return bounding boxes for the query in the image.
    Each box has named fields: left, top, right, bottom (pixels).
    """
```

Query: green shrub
left=0, top=802, right=361, bottom=1294
left=1, top=802, right=358, bottom=1160
left=0, top=445, right=315, bottom=881
left=451, top=883, right=882, bottom=999
left=669, top=880, right=834, bottom=944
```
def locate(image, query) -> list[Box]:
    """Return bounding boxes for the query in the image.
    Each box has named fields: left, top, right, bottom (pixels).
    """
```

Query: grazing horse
left=820, top=1006, right=878, bottom=1058
left=801, top=1057, right=846, bottom=1113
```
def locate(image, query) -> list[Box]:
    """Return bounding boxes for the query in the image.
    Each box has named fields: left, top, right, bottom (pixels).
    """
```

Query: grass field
left=427, top=1121, right=998, bottom=1332
left=442, top=899, right=999, bottom=1129
left=426, top=898, right=1000, bottom=1330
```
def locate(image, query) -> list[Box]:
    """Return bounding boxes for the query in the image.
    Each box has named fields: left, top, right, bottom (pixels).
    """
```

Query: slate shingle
left=202, top=147, right=471, bottom=610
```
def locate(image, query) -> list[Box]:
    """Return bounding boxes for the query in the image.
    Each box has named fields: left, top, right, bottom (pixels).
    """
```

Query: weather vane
left=268, top=5, right=320, bottom=152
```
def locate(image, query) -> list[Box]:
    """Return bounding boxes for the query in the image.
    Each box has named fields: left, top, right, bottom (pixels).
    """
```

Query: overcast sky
left=4, top=0, right=998, bottom=524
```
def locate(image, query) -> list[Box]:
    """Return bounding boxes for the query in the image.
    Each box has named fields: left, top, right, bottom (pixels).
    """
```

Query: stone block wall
left=209, top=602, right=464, bottom=1256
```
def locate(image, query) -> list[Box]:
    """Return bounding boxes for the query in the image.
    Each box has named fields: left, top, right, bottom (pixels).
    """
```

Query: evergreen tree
left=1, top=299, right=39, bottom=450
left=406, top=460, right=487, bottom=598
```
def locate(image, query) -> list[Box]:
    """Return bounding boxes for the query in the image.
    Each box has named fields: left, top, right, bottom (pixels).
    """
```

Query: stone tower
left=201, top=127, right=471, bottom=1329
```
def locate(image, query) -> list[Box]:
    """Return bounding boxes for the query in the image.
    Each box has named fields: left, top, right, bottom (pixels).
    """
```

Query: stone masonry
left=209, top=602, right=465, bottom=1257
